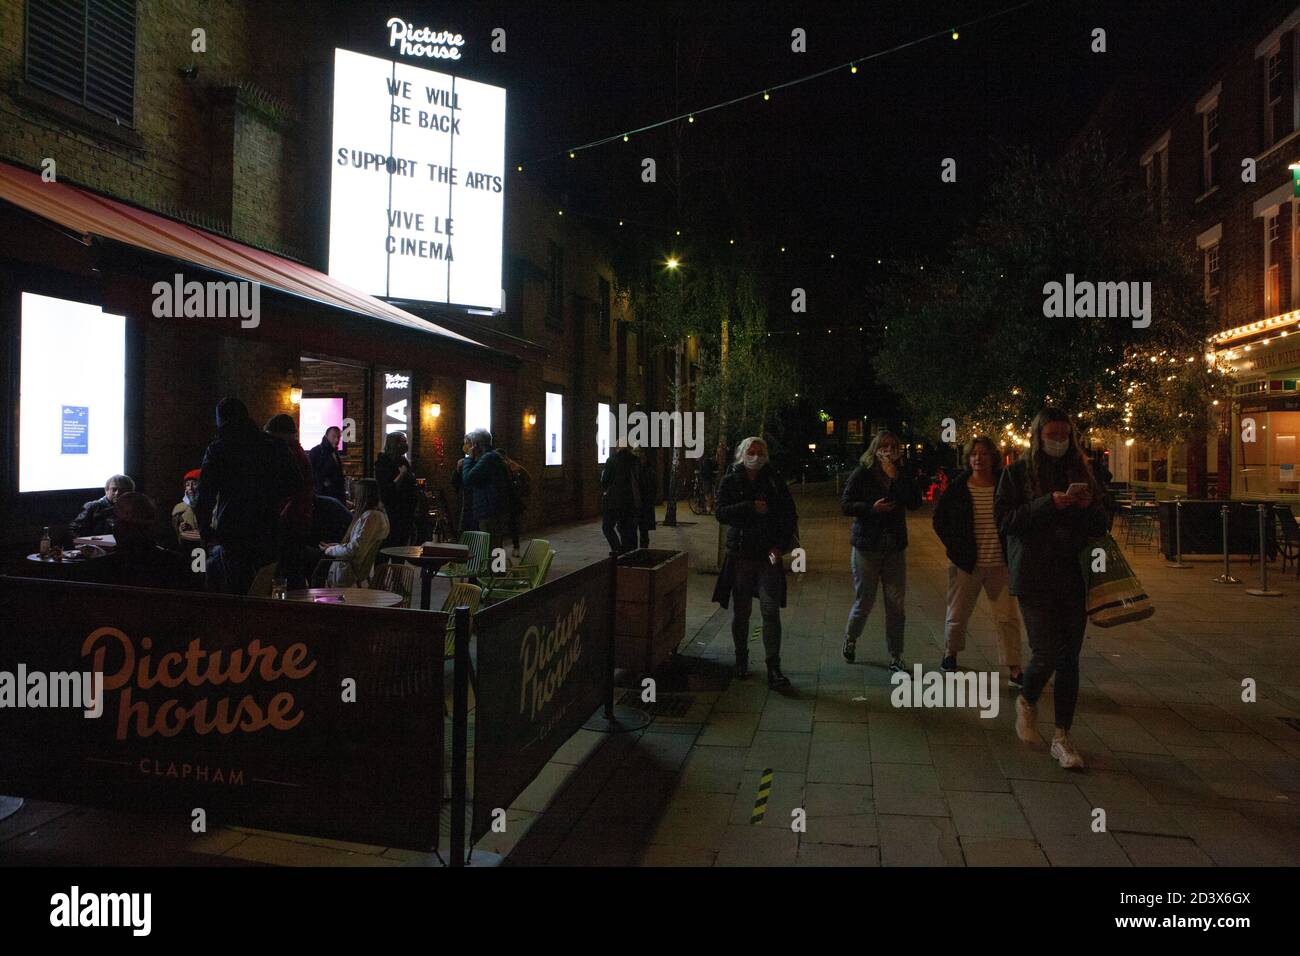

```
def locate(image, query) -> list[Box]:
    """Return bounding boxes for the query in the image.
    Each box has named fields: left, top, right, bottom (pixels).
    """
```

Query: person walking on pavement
left=994, top=408, right=1109, bottom=770
left=713, top=437, right=798, bottom=688
left=499, top=450, right=530, bottom=558
left=840, top=429, right=922, bottom=672
left=932, top=435, right=1025, bottom=681
left=600, top=442, right=642, bottom=555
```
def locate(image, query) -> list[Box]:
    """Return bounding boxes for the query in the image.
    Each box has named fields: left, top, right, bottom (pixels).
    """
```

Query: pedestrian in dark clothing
left=93, top=493, right=199, bottom=591
left=461, top=428, right=513, bottom=552
left=70, top=474, right=134, bottom=538
left=600, top=444, right=642, bottom=555
left=312, top=495, right=354, bottom=544
left=500, top=450, right=530, bottom=557
left=712, top=437, right=798, bottom=688
left=266, top=414, right=316, bottom=588
left=840, top=429, right=922, bottom=671
left=376, top=431, right=417, bottom=552
left=195, top=397, right=299, bottom=595
left=308, top=427, right=346, bottom=500
left=636, top=447, right=657, bottom=549
left=451, top=434, right=473, bottom=536
left=995, top=407, right=1110, bottom=771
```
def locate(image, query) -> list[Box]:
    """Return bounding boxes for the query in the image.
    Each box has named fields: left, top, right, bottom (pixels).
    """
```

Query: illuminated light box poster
left=19, top=292, right=126, bottom=493
left=329, top=47, right=506, bottom=309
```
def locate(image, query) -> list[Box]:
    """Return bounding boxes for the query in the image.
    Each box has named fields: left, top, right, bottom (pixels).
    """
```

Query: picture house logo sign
left=386, top=18, right=464, bottom=60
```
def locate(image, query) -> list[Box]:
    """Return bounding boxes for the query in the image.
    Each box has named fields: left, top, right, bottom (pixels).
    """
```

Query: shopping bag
left=1080, top=533, right=1154, bottom=627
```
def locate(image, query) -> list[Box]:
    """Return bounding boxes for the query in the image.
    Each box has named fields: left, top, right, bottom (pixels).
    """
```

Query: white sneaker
left=1015, top=694, right=1038, bottom=743
left=1050, top=733, right=1085, bottom=770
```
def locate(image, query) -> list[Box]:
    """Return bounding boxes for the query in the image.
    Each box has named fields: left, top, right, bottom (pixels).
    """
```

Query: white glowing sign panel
left=329, top=48, right=505, bottom=309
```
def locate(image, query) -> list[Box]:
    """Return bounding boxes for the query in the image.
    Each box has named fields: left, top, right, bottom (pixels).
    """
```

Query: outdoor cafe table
left=380, top=543, right=470, bottom=611
left=73, top=534, right=116, bottom=549
left=24, top=546, right=108, bottom=579
left=283, top=587, right=403, bottom=608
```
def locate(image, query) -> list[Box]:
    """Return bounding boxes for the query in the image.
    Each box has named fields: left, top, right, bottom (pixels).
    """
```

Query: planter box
left=615, top=549, right=688, bottom=675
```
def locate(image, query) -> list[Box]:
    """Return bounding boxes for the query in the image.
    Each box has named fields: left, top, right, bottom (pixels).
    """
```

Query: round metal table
left=283, top=587, right=403, bottom=608
left=380, top=543, right=470, bottom=610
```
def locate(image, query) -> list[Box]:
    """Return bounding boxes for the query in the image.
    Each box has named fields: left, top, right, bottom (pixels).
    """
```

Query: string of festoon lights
left=516, top=0, right=1043, bottom=260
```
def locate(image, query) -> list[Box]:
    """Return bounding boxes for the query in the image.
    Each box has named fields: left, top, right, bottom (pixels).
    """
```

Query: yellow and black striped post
left=750, top=768, right=774, bottom=824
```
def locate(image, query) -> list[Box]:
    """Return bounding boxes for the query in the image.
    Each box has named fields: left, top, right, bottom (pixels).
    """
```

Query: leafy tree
left=872, top=135, right=1231, bottom=458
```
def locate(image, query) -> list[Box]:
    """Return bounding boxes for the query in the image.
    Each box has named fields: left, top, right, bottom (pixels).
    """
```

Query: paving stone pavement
left=505, top=481, right=1300, bottom=867
left=4, top=481, right=1298, bottom=867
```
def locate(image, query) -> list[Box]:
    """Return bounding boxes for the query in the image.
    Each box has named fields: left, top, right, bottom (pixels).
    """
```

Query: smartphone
left=1065, top=482, right=1089, bottom=497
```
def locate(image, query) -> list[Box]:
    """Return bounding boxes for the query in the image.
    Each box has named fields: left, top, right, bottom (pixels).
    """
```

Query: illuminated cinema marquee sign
left=328, top=48, right=505, bottom=309
left=386, top=18, right=464, bottom=60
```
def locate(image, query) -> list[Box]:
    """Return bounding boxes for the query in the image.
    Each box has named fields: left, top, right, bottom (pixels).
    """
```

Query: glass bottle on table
left=39, top=527, right=51, bottom=558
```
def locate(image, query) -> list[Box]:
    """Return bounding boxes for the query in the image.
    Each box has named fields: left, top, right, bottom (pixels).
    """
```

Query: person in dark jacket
left=308, top=427, right=345, bottom=500
left=376, top=431, right=417, bottom=552
left=636, top=446, right=658, bottom=549
left=195, top=397, right=299, bottom=595
left=840, top=429, right=922, bottom=671
left=994, top=408, right=1110, bottom=771
left=712, top=437, right=798, bottom=688
left=932, top=436, right=1024, bottom=680
left=93, top=492, right=199, bottom=591
left=600, top=444, right=642, bottom=555
left=70, top=474, right=134, bottom=538
left=266, top=414, right=316, bottom=588
left=461, top=428, right=513, bottom=551
left=500, top=450, right=530, bottom=557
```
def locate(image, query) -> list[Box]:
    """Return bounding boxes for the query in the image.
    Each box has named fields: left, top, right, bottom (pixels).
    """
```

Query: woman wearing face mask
left=840, top=429, right=922, bottom=672
left=994, top=408, right=1110, bottom=770
left=713, top=437, right=799, bottom=688
left=932, top=436, right=1024, bottom=681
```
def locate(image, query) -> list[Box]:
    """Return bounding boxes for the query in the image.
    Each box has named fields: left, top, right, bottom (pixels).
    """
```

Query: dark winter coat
left=461, top=448, right=512, bottom=525
left=600, top=448, right=642, bottom=515
left=841, top=461, right=922, bottom=552
left=712, top=463, right=798, bottom=609
left=308, top=438, right=345, bottom=500
left=932, top=470, right=1007, bottom=574
left=196, top=418, right=298, bottom=550
left=70, top=496, right=116, bottom=537
left=376, top=452, right=417, bottom=543
left=994, top=455, right=1110, bottom=599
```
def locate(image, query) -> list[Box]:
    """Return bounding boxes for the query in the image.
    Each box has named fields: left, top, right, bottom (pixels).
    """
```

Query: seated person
left=71, top=474, right=134, bottom=537
left=319, top=479, right=389, bottom=587
left=93, top=493, right=201, bottom=591
left=288, top=494, right=354, bottom=589
left=171, top=469, right=201, bottom=543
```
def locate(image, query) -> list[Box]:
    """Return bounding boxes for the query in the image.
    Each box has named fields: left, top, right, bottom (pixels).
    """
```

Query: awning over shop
left=0, top=160, right=486, bottom=348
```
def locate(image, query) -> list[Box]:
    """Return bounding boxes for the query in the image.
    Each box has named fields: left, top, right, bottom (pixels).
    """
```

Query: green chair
left=481, top=543, right=554, bottom=605
left=434, top=530, right=492, bottom=583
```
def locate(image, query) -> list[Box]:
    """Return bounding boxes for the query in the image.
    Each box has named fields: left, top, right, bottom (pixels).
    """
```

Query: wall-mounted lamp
left=430, top=402, right=441, bottom=418
left=290, top=386, right=302, bottom=405
left=526, top=412, right=537, bottom=427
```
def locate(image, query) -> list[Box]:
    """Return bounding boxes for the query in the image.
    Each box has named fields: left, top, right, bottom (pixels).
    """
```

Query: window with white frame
left=1141, top=135, right=1170, bottom=221
left=1204, top=242, right=1221, bottom=301
left=545, top=391, right=563, bottom=465
left=1201, top=103, right=1219, bottom=191
left=1266, top=45, right=1286, bottom=145
left=465, top=380, right=491, bottom=437
left=1266, top=210, right=1283, bottom=313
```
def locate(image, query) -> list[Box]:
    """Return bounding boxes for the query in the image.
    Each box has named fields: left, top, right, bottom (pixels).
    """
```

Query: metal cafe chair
left=1123, top=509, right=1156, bottom=551
left=481, top=542, right=555, bottom=605
left=372, top=561, right=418, bottom=608
left=1274, top=505, right=1300, bottom=576
left=434, top=530, right=492, bottom=583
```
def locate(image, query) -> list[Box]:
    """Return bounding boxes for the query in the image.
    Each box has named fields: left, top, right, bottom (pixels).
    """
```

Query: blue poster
left=61, top=405, right=88, bottom=455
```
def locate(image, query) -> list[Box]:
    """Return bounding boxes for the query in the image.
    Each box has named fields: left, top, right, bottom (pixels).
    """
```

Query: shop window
left=1171, top=442, right=1188, bottom=485
left=1133, top=444, right=1151, bottom=482
left=1151, top=446, right=1169, bottom=483
left=545, top=392, right=563, bottom=465
left=597, top=277, right=611, bottom=349
left=18, top=292, right=126, bottom=493
left=596, top=402, right=611, bottom=463
left=465, top=380, right=491, bottom=436
left=26, top=0, right=136, bottom=126
left=1239, top=412, right=1269, bottom=494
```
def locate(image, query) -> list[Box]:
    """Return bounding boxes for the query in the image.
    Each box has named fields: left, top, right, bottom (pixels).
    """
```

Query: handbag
left=1080, top=533, right=1154, bottom=627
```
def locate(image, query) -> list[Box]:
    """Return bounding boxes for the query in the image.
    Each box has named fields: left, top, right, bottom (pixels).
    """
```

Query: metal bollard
left=1166, top=498, right=1191, bottom=568
left=1212, top=504, right=1241, bottom=584
left=1247, top=503, right=1283, bottom=597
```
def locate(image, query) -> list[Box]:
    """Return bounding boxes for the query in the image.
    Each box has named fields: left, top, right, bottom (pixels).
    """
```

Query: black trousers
left=602, top=509, right=638, bottom=555
left=1016, top=587, right=1088, bottom=731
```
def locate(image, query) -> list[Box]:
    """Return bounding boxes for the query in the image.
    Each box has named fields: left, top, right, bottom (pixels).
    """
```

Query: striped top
left=970, top=483, right=1003, bottom=567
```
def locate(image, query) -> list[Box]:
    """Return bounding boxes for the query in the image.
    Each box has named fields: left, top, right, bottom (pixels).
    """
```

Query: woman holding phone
left=840, top=429, right=922, bottom=672
left=994, top=408, right=1109, bottom=769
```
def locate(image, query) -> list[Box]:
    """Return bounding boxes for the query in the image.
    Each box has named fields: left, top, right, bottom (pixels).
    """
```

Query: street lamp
left=666, top=257, right=680, bottom=270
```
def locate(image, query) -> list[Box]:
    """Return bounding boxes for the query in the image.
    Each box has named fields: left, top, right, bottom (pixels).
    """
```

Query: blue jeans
left=730, top=557, right=783, bottom=666
left=843, top=547, right=907, bottom=658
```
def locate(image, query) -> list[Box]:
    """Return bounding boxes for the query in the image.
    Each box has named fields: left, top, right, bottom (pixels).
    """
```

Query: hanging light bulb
left=763, top=91, right=771, bottom=101
left=688, top=114, right=695, bottom=123
left=569, top=151, right=575, bottom=158
left=850, top=63, right=858, bottom=74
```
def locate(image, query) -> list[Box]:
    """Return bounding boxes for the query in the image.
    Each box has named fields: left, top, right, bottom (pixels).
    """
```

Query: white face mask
left=1041, top=436, right=1070, bottom=458
left=876, top=449, right=897, bottom=464
left=743, top=453, right=766, bottom=471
